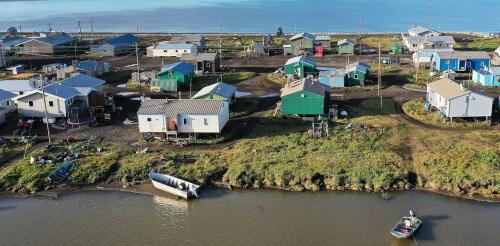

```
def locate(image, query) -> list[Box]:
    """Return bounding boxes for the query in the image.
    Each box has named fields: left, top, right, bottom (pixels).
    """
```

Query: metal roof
left=404, top=35, right=455, bottom=45
left=157, top=62, right=195, bottom=75
left=285, top=55, right=316, bottom=66
left=192, top=82, right=236, bottom=99
left=0, top=79, right=40, bottom=92
left=33, top=34, right=76, bottom=46
left=180, top=53, right=218, bottom=62
left=41, top=83, right=80, bottom=100
left=1, top=36, right=29, bottom=47
left=338, top=38, right=357, bottom=46
left=156, top=42, right=196, bottom=50
left=315, top=35, right=331, bottom=41
left=427, top=78, right=469, bottom=100
left=74, top=60, right=108, bottom=73
left=0, top=89, right=16, bottom=102
left=60, top=74, right=105, bottom=89
left=435, top=51, right=490, bottom=60
left=281, top=78, right=327, bottom=97
left=170, top=35, right=204, bottom=43
left=137, top=99, right=224, bottom=116
left=346, top=62, right=371, bottom=73
left=105, top=34, right=139, bottom=47
left=318, top=67, right=346, bottom=77
left=408, top=26, right=441, bottom=36
left=290, top=33, right=315, bottom=41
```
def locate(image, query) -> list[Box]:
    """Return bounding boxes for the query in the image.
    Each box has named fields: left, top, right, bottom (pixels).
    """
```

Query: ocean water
left=0, top=0, right=499, bottom=33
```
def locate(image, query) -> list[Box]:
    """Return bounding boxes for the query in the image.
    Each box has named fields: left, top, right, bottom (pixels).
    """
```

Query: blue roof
left=158, top=62, right=195, bottom=75
left=60, top=74, right=105, bottom=89
left=35, top=34, right=76, bottom=46
left=74, top=60, right=107, bottom=72
left=105, top=34, right=139, bottom=47
left=1, top=36, right=29, bottom=47
left=0, top=79, right=40, bottom=92
left=192, top=82, right=236, bottom=99
left=156, top=42, right=196, bottom=50
left=0, top=89, right=16, bottom=102
left=42, top=83, right=80, bottom=100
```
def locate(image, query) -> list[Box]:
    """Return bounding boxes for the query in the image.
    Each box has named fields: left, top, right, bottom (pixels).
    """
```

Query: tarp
left=151, top=78, right=178, bottom=92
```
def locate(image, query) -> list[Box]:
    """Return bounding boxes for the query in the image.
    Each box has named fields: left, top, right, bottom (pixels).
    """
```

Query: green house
left=346, top=62, right=371, bottom=86
left=338, top=38, right=357, bottom=55
left=191, top=82, right=236, bottom=105
left=391, top=43, right=402, bottom=54
left=284, top=56, right=317, bottom=78
left=281, top=78, right=330, bottom=116
left=284, top=33, right=316, bottom=56
left=151, top=62, right=195, bottom=92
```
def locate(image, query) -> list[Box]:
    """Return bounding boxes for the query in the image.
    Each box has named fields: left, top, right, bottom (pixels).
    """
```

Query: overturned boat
left=149, top=172, right=200, bottom=199
left=48, top=161, right=74, bottom=183
left=390, top=210, right=423, bottom=239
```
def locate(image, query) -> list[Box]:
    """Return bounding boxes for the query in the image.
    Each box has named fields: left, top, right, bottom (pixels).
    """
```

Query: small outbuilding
left=472, top=67, right=500, bottom=87
left=318, top=67, right=346, bottom=88
left=426, top=78, right=493, bottom=120
left=151, top=62, right=195, bottom=92
left=7, top=65, right=24, bottom=75
left=281, top=78, right=330, bottom=116
left=90, top=33, right=139, bottom=57
left=192, top=82, right=236, bottom=105
left=338, top=39, right=357, bottom=55
left=346, top=62, right=370, bottom=86
left=284, top=56, right=317, bottom=78
left=180, top=53, right=221, bottom=74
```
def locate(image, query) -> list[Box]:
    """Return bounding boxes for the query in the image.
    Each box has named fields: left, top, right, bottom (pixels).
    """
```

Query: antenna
left=48, top=23, right=52, bottom=32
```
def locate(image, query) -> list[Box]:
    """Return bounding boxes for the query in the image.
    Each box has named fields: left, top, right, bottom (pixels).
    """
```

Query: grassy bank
left=191, top=71, right=257, bottom=91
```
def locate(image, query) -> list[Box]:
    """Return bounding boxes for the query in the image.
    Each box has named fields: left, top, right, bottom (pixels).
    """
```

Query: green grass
left=0, top=138, right=31, bottom=164
left=360, top=36, right=395, bottom=52
left=99, top=70, right=133, bottom=84
left=230, top=97, right=259, bottom=118
left=349, top=98, right=397, bottom=116
left=455, top=37, right=500, bottom=51
left=191, top=71, right=256, bottom=91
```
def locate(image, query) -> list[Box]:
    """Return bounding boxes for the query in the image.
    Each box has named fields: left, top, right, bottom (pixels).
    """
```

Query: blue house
left=432, top=51, right=490, bottom=72
left=318, top=67, right=346, bottom=88
left=90, top=33, right=139, bottom=57
left=472, top=67, right=500, bottom=87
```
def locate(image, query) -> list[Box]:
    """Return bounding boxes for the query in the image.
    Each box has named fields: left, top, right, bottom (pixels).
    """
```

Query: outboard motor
left=409, top=210, right=416, bottom=217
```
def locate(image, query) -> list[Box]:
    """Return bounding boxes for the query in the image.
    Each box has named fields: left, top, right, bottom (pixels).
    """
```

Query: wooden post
left=40, top=78, right=52, bottom=144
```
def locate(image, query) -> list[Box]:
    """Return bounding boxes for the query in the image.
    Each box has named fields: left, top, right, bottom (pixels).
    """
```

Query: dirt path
left=235, top=73, right=282, bottom=97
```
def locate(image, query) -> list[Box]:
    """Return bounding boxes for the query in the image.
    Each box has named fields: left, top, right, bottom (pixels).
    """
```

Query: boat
left=48, top=161, right=75, bottom=183
left=390, top=210, right=423, bottom=239
left=149, top=172, right=200, bottom=199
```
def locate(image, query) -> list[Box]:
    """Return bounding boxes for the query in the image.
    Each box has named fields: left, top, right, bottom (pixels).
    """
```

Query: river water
left=1, top=0, right=500, bottom=33
left=0, top=189, right=498, bottom=246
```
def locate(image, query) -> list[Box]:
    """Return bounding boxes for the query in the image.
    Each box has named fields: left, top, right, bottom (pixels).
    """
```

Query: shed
left=192, top=82, right=236, bottom=105
left=90, top=34, right=139, bottom=57
left=338, top=39, right=357, bottom=55
left=180, top=53, right=221, bottom=74
left=7, top=65, right=24, bottom=75
left=426, top=78, right=493, bottom=119
left=281, top=78, right=330, bottom=116
left=73, top=60, right=110, bottom=76
left=318, top=67, right=346, bottom=88
left=472, top=67, right=500, bottom=87
left=284, top=56, right=317, bottom=78
left=346, top=62, right=371, bottom=86
left=151, top=62, right=195, bottom=92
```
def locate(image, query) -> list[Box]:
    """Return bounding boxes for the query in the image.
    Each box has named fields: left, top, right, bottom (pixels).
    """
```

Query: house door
left=197, top=62, right=203, bottom=72
left=458, top=60, right=466, bottom=71
left=296, top=67, right=302, bottom=77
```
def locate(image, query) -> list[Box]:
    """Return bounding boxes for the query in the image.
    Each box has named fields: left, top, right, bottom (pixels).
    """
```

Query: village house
left=150, top=62, right=195, bottom=92
left=90, top=33, right=139, bottom=57
left=149, top=42, right=197, bottom=57
left=472, top=67, right=500, bottom=87
left=246, top=42, right=266, bottom=56
left=412, top=48, right=453, bottom=67
left=42, top=63, right=66, bottom=74
left=0, top=36, right=29, bottom=53
left=408, top=26, right=442, bottom=37
left=192, top=82, right=236, bottom=105
left=72, top=60, right=110, bottom=77
left=284, top=56, right=317, bottom=78
left=318, top=67, right=346, bottom=88
left=16, top=33, right=77, bottom=56
left=346, top=62, right=370, bottom=86
left=180, top=53, right=221, bottom=74
left=0, top=79, right=41, bottom=96
left=284, top=33, right=316, bottom=56
left=137, top=99, right=229, bottom=138
left=15, top=74, right=105, bottom=120
left=280, top=78, right=330, bottom=116
left=338, top=39, right=357, bottom=55
left=431, top=51, right=490, bottom=72
left=426, top=78, right=493, bottom=120
left=403, top=36, right=455, bottom=53
left=169, top=35, right=206, bottom=49
left=0, top=89, right=17, bottom=124
left=315, top=35, right=331, bottom=47
left=7, top=65, right=24, bottom=75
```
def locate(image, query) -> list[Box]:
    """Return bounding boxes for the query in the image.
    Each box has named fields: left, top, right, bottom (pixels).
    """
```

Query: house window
left=206, top=63, right=211, bottom=68
left=175, top=50, right=178, bottom=52
left=204, top=118, right=208, bottom=125
left=183, top=118, right=187, bottom=125
left=184, top=50, right=187, bottom=52
left=354, top=74, right=359, bottom=79
left=6, top=101, right=10, bottom=106
left=19, top=91, right=24, bottom=95
left=147, top=118, right=152, bottom=122
left=49, top=101, right=54, bottom=107
left=413, top=44, right=417, bottom=47
left=467, top=62, right=471, bottom=67
left=301, top=93, right=305, bottom=98
left=29, top=101, right=34, bottom=107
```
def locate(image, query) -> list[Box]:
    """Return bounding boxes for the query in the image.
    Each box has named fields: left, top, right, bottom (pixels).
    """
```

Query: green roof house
left=346, top=62, right=371, bottom=86
left=281, top=78, right=330, bottom=116
left=284, top=33, right=316, bottom=56
left=338, top=39, right=357, bottom=55
left=192, top=82, right=236, bottom=105
left=284, top=56, right=317, bottom=78
left=151, top=62, right=195, bottom=92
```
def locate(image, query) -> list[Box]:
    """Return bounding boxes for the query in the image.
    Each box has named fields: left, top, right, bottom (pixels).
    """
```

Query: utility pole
left=19, top=24, right=22, bottom=33
left=40, top=77, right=52, bottom=144
left=136, top=42, right=141, bottom=98
left=48, top=23, right=52, bottom=32
left=219, top=24, right=223, bottom=82
left=415, top=51, right=420, bottom=84
left=77, top=20, right=82, bottom=38
left=89, top=17, right=94, bottom=35
left=378, top=44, right=382, bottom=109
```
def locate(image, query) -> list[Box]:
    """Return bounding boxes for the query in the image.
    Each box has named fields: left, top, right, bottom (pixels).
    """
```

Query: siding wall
left=152, top=46, right=197, bottom=57
left=16, top=92, right=69, bottom=118
left=448, top=93, right=493, bottom=118
left=138, top=114, right=167, bottom=133
left=282, top=90, right=325, bottom=115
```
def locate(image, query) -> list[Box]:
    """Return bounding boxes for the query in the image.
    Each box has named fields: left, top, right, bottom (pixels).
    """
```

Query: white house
left=426, top=78, right=493, bottom=120
left=408, top=26, right=442, bottom=37
left=0, top=89, right=17, bottom=124
left=403, top=36, right=455, bottom=53
left=7, top=65, right=24, bottom=75
left=137, top=99, right=229, bottom=137
left=149, top=42, right=197, bottom=58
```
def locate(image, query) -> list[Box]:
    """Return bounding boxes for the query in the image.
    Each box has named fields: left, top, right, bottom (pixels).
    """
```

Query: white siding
left=426, top=89, right=447, bottom=110
left=152, top=46, right=198, bottom=58
left=218, top=101, right=230, bottom=131
left=177, top=114, right=221, bottom=133
left=138, top=114, right=167, bottom=133
left=0, top=99, right=16, bottom=124
left=448, top=93, right=493, bottom=118
left=16, top=92, right=68, bottom=118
